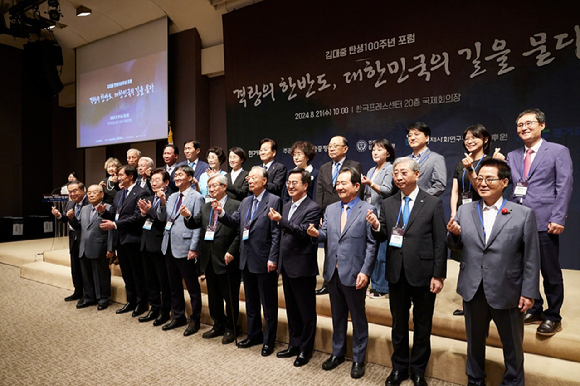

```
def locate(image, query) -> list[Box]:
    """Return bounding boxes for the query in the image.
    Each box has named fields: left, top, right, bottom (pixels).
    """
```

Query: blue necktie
left=250, top=197, right=259, bottom=220
left=288, top=203, right=297, bottom=220
left=402, top=196, right=410, bottom=228
left=332, top=162, right=341, bottom=186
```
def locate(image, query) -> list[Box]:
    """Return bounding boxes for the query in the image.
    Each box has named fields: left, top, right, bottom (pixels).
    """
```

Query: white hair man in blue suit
left=307, top=166, right=377, bottom=379
left=448, top=158, right=540, bottom=386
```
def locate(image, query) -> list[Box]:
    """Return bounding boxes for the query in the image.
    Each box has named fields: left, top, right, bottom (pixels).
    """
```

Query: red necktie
left=523, top=148, right=533, bottom=179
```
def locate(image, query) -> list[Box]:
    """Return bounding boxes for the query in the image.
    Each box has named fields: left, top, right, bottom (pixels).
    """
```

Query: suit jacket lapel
left=470, top=202, right=485, bottom=246
left=527, top=141, right=547, bottom=180
left=405, top=190, right=426, bottom=231
left=340, top=200, right=362, bottom=238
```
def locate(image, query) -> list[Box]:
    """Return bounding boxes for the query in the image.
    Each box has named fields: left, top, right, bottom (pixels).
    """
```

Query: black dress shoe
left=385, top=370, right=409, bottom=385
left=315, top=285, right=329, bottom=295
left=524, top=312, right=544, bottom=324
left=76, top=299, right=97, bottom=309
left=351, top=362, right=366, bottom=379
left=293, top=351, right=311, bottom=367
left=116, top=302, right=135, bottom=314
left=453, top=309, right=464, bottom=316
left=184, top=320, right=200, bottom=336
left=97, top=302, right=109, bottom=311
left=411, top=374, right=428, bottom=386
left=536, top=319, right=562, bottom=336
left=237, top=337, right=262, bottom=349
left=322, top=355, right=345, bottom=371
left=162, top=316, right=187, bottom=331
left=222, top=332, right=236, bottom=345
left=138, top=309, right=159, bottom=323
left=276, top=346, right=300, bottom=358
left=64, top=293, right=83, bottom=302
left=153, top=312, right=171, bottom=326
left=132, top=303, right=148, bottom=317
left=202, top=327, right=225, bottom=339
left=261, top=344, right=274, bottom=357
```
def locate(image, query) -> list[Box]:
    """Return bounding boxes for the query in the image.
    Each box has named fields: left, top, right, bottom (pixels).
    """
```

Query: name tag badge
left=243, top=224, right=250, bottom=240
left=389, top=226, right=405, bottom=248
left=461, top=191, right=473, bottom=204
left=165, top=220, right=173, bottom=231
left=143, top=218, right=153, bottom=230
left=115, top=213, right=120, bottom=221
left=514, top=181, right=528, bottom=197
left=205, top=225, right=216, bottom=241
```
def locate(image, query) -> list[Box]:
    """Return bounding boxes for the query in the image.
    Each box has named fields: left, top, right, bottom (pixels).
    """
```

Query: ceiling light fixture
left=76, top=5, right=91, bottom=17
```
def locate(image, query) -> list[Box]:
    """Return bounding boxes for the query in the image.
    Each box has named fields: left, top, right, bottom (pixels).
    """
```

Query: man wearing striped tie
left=366, top=157, right=447, bottom=386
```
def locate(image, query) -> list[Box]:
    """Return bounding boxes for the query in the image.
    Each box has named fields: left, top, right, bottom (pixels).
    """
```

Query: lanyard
left=210, top=197, right=227, bottom=226
left=477, top=199, right=507, bottom=242
left=462, top=156, right=484, bottom=191
left=395, top=197, right=410, bottom=228
left=245, top=197, right=259, bottom=223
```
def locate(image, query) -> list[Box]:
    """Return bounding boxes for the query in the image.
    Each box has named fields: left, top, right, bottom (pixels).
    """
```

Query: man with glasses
left=406, top=122, right=446, bottom=197
left=182, top=174, right=242, bottom=345
left=268, top=169, right=322, bottom=367
left=447, top=158, right=540, bottom=386
left=505, top=108, right=573, bottom=336
left=315, top=136, right=364, bottom=295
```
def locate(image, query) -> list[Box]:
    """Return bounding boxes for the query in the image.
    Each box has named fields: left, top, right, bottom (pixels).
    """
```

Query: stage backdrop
left=223, top=0, right=580, bottom=269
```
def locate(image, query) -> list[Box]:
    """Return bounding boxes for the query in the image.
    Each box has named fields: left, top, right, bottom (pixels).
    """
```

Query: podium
left=43, top=194, right=70, bottom=250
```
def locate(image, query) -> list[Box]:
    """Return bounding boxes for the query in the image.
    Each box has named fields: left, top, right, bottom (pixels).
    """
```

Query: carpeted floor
left=0, top=263, right=462, bottom=386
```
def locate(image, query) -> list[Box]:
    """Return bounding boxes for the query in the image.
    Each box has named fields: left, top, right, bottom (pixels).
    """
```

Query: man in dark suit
left=135, top=156, right=154, bottom=195
left=51, top=181, right=88, bottom=302
left=136, top=168, right=172, bottom=326
left=163, top=144, right=180, bottom=196
left=214, top=166, right=281, bottom=356
left=259, top=138, right=287, bottom=197
left=307, top=167, right=377, bottom=379
left=127, top=148, right=141, bottom=167
left=70, top=184, right=114, bottom=310
left=505, top=108, right=573, bottom=336
left=157, top=166, right=205, bottom=337
left=268, top=168, right=322, bottom=367
left=97, top=165, right=149, bottom=317
left=177, top=140, right=210, bottom=183
left=315, top=136, right=364, bottom=295
left=182, top=174, right=242, bottom=345
left=367, top=157, right=447, bottom=386
left=448, top=159, right=540, bottom=386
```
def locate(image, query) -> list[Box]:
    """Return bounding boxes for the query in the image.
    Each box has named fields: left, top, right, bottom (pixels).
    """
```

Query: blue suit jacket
left=158, top=188, right=205, bottom=258
left=220, top=190, right=281, bottom=274
left=448, top=200, right=540, bottom=309
left=506, top=140, right=573, bottom=231
left=102, top=185, right=148, bottom=245
left=317, top=199, right=377, bottom=287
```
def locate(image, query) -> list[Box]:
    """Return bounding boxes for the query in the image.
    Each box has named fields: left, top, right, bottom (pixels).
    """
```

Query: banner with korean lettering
left=223, top=0, right=580, bottom=268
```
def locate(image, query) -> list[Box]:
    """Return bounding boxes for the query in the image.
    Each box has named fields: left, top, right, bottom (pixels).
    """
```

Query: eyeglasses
left=208, top=183, right=223, bottom=189
left=406, top=132, right=424, bottom=138
left=286, top=180, right=302, bottom=187
left=327, top=144, right=344, bottom=150
left=516, top=120, right=538, bottom=129
left=475, top=177, right=501, bottom=184
left=463, top=136, right=480, bottom=143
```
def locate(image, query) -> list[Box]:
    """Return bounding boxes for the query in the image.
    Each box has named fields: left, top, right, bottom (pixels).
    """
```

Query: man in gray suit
left=447, top=158, right=540, bottom=386
left=70, top=185, right=114, bottom=310
left=406, top=122, right=446, bottom=197
left=158, top=165, right=205, bottom=336
left=307, top=167, right=377, bottom=379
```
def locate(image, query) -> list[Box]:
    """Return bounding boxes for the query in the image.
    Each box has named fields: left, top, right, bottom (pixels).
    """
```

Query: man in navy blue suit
left=307, top=167, right=377, bottom=379
left=268, top=168, right=322, bottom=367
left=213, top=166, right=281, bottom=357
left=177, top=140, right=210, bottom=183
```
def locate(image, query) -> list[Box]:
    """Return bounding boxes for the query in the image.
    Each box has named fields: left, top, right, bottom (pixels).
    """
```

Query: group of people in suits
left=52, top=107, right=572, bottom=386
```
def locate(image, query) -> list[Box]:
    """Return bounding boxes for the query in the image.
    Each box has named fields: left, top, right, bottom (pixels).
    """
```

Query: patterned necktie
left=332, top=162, right=341, bottom=186
left=523, top=148, right=533, bottom=179
left=402, top=196, right=411, bottom=228
left=340, top=204, right=348, bottom=233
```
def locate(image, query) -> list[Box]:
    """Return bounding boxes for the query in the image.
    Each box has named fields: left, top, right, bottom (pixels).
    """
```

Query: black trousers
left=242, top=267, right=278, bottom=346
left=205, top=261, right=241, bottom=333
left=80, top=254, right=111, bottom=305
left=529, top=231, right=563, bottom=322
left=117, top=242, right=147, bottom=306
left=464, top=284, right=525, bottom=386
left=164, top=245, right=201, bottom=322
left=282, top=273, right=317, bottom=353
left=389, top=269, right=436, bottom=376
left=142, top=249, right=171, bottom=314
left=69, top=238, right=83, bottom=296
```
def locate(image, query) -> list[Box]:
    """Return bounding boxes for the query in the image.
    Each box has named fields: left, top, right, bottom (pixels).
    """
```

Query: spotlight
left=76, top=5, right=91, bottom=17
